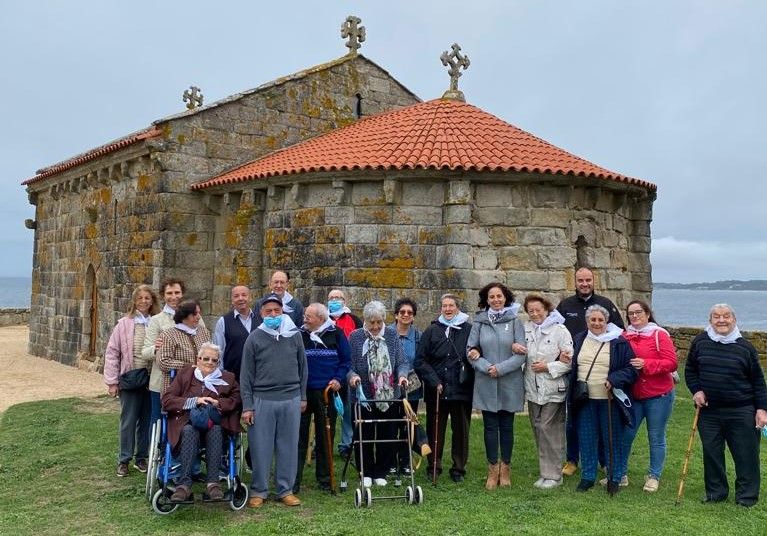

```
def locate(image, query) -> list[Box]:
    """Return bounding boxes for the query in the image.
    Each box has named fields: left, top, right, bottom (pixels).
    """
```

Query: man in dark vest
left=556, top=267, right=624, bottom=477
left=213, top=285, right=256, bottom=382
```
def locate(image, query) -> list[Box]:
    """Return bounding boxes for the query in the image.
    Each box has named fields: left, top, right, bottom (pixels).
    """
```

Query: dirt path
left=0, top=325, right=105, bottom=413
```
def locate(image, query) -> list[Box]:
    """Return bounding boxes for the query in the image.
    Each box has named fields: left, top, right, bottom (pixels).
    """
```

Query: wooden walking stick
left=676, top=406, right=701, bottom=506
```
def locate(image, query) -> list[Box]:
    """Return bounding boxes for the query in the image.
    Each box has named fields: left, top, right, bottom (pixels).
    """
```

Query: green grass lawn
left=1, top=391, right=766, bottom=536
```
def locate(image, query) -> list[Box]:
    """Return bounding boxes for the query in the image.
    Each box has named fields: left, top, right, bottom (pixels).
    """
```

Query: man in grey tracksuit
left=241, top=294, right=307, bottom=507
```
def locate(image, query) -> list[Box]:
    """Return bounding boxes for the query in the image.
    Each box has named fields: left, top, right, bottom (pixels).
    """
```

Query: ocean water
left=1, top=277, right=765, bottom=330
left=0, top=277, right=31, bottom=308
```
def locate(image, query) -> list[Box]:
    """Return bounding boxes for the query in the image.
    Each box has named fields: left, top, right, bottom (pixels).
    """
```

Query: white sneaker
left=374, top=478, right=387, bottom=487
left=539, top=478, right=563, bottom=489
left=533, top=477, right=545, bottom=488
left=362, top=477, right=372, bottom=488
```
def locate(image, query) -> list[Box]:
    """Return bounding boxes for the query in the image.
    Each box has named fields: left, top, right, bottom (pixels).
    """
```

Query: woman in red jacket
left=618, top=300, right=677, bottom=492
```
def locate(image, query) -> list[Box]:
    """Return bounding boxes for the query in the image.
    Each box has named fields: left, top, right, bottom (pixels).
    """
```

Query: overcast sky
left=1, top=1, right=765, bottom=283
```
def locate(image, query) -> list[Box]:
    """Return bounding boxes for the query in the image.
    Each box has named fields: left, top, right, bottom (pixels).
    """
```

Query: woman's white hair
left=709, top=303, right=736, bottom=319
left=585, top=304, right=610, bottom=322
left=363, top=300, right=387, bottom=321
left=197, top=342, right=221, bottom=358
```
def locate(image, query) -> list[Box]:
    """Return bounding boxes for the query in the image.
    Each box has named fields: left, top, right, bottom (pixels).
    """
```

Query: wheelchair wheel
left=229, top=480, right=249, bottom=511
left=145, top=420, right=161, bottom=501
left=151, top=488, right=179, bottom=515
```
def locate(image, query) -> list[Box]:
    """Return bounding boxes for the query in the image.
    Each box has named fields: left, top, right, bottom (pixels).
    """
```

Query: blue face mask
left=328, top=300, right=343, bottom=314
left=263, top=316, right=282, bottom=330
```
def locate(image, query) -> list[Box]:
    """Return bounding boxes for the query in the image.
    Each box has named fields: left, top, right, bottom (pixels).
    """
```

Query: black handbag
left=572, top=343, right=604, bottom=404
left=447, top=336, right=473, bottom=385
left=118, top=367, right=149, bottom=390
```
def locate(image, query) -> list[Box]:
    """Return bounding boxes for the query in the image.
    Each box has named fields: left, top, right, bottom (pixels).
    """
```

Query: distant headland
left=655, top=280, right=767, bottom=291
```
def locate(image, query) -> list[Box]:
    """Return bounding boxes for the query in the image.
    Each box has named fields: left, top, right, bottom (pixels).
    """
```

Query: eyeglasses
left=397, top=310, right=414, bottom=316
left=200, top=357, right=219, bottom=364
left=627, top=310, right=645, bottom=317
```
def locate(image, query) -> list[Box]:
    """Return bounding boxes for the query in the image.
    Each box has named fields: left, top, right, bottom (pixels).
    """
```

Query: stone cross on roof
left=440, top=43, right=470, bottom=102
left=182, top=86, right=203, bottom=110
left=341, top=15, right=365, bottom=56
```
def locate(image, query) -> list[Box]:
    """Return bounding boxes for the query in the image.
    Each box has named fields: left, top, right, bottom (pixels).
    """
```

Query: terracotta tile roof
left=193, top=98, right=653, bottom=191
left=23, top=127, right=162, bottom=186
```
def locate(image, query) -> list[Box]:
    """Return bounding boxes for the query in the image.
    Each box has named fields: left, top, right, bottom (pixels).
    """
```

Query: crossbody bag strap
left=583, top=342, right=606, bottom=382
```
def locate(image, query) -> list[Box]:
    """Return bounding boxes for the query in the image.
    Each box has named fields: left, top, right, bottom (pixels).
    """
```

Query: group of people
left=103, top=266, right=767, bottom=508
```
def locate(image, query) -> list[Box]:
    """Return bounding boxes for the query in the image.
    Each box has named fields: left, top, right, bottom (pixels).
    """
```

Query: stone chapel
left=21, top=17, right=656, bottom=370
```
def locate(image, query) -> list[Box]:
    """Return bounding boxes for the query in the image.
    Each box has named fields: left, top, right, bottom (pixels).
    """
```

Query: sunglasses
left=200, top=356, right=220, bottom=364
left=397, top=310, right=414, bottom=316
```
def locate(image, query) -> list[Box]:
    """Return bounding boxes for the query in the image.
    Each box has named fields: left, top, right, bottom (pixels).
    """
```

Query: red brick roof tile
left=193, top=98, right=653, bottom=191
left=22, top=127, right=162, bottom=186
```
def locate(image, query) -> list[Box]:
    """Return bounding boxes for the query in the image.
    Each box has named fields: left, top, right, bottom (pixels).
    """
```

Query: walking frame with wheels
left=344, top=396, right=424, bottom=508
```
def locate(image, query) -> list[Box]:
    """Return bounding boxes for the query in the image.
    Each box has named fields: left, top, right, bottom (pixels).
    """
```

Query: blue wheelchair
left=144, top=408, right=248, bottom=514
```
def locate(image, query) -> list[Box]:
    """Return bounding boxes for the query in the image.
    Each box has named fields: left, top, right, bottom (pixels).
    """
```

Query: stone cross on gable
left=341, top=15, right=365, bottom=55
left=440, top=43, right=470, bottom=102
left=182, top=86, right=203, bottom=110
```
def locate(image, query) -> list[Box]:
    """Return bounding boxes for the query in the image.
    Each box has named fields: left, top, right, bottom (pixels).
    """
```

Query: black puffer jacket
left=414, top=319, right=473, bottom=401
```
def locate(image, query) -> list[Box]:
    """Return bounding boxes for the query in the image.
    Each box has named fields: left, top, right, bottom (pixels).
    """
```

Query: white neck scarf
left=706, top=325, right=742, bottom=344
left=587, top=322, right=623, bottom=343
left=487, top=303, right=520, bottom=322
left=133, top=312, right=150, bottom=325
left=533, top=310, right=565, bottom=339
left=305, top=318, right=335, bottom=346
left=175, top=323, right=197, bottom=336
left=329, top=305, right=352, bottom=319
left=438, top=311, right=469, bottom=337
left=162, top=304, right=175, bottom=316
left=194, top=367, right=229, bottom=395
left=257, top=314, right=299, bottom=339
left=625, top=322, right=669, bottom=337
left=280, top=291, right=295, bottom=314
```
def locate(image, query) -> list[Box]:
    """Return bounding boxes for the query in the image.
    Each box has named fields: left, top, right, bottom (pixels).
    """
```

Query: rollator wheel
left=152, top=488, right=179, bottom=515
left=229, top=480, right=248, bottom=511
left=414, top=485, right=424, bottom=505
left=354, top=488, right=362, bottom=508
left=364, top=487, right=372, bottom=507
left=405, top=486, right=414, bottom=505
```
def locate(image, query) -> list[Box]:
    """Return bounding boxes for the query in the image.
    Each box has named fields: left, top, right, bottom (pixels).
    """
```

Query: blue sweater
left=300, top=325, right=351, bottom=390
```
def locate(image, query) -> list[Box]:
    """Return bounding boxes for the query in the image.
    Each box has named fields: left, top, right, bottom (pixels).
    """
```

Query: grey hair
left=307, top=302, right=329, bottom=321
left=363, top=300, right=387, bottom=322
left=709, top=303, right=736, bottom=319
left=441, top=293, right=462, bottom=311
left=585, top=304, right=610, bottom=322
left=197, top=342, right=221, bottom=358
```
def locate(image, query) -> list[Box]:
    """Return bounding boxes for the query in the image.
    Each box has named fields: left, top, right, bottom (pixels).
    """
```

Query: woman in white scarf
left=520, top=294, right=573, bottom=489
left=570, top=304, right=637, bottom=494
left=618, top=300, right=678, bottom=492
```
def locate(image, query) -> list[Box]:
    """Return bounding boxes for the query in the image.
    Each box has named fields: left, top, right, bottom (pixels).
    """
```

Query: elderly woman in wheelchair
left=160, top=342, right=241, bottom=503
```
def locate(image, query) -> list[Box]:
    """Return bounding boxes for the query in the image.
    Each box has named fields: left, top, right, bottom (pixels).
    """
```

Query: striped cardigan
left=156, top=326, right=211, bottom=393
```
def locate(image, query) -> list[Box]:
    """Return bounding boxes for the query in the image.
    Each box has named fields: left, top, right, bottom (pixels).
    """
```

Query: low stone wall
left=0, top=308, right=29, bottom=327
left=666, top=326, right=767, bottom=362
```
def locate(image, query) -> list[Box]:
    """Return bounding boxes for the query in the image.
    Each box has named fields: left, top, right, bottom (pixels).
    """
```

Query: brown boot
left=499, top=463, right=511, bottom=487
left=485, top=463, right=500, bottom=491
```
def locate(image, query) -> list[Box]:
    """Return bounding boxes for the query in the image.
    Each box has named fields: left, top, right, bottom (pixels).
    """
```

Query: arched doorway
left=83, top=264, right=98, bottom=357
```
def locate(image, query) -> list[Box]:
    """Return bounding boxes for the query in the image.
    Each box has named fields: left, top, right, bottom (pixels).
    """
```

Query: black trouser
left=698, top=405, right=761, bottom=505
left=296, top=388, right=337, bottom=492
left=175, top=423, right=223, bottom=489
left=425, top=393, right=472, bottom=477
left=354, top=403, right=401, bottom=479
left=482, top=410, right=514, bottom=465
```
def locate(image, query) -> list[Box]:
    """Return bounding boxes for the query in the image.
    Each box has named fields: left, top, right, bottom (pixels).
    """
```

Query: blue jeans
left=482, top=410, right=514, bottom=465
left=620, top=390, right=675, bottom=479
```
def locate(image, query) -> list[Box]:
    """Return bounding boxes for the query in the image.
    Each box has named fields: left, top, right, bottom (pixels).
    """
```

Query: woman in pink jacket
left=618, top=299, right=677, bottom=492
left=103, top=284, right=160, bottom=477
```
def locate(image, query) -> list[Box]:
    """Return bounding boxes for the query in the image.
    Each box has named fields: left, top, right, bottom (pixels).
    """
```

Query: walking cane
left=432, top=388, right=441, bottom=486
left=323, top=386, right=337, bottom=494
left=675, top=406, right=701, bottom=506
left=606, top=391, right=618, bottom=496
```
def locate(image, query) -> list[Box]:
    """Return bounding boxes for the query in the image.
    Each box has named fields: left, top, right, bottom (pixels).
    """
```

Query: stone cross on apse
left=182, top=86, right=204, bottom=110
left=341, top=15, right=365, bottom=55
left=440, top=43, right=470, bottom=101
